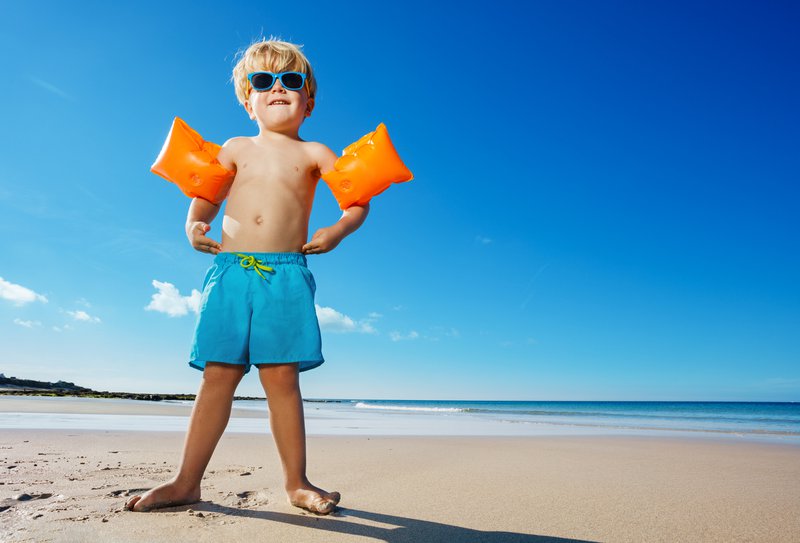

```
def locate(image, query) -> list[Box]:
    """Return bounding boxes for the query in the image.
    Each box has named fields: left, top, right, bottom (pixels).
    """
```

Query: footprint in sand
left=231, top=490, right=270, bottom=507
left=0, top=492, right=53, bottom=512
left=107, top=488, right=151, bottom=498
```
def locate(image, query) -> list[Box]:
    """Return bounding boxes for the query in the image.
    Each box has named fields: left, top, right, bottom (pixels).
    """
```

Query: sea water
left=1, top=398, right=798, bottom=444
left=295, top=399, right=800, bottom=443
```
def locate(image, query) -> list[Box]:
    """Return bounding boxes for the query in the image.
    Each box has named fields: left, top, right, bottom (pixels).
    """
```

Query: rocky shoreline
left=0, top=374, right=264, bottom=401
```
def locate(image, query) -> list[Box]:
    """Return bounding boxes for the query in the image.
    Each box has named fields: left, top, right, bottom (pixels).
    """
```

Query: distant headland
left=0, top=374, right=265, bottom=402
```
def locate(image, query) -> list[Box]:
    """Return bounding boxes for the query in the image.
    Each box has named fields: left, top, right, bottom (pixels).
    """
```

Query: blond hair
left=232, top=38, right=317, bottom=106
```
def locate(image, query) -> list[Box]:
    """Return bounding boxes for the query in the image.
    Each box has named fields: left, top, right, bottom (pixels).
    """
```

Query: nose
left=270, top=80, right=286, bottom=92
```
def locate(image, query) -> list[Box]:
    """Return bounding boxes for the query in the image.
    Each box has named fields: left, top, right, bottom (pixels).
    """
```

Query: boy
left=125, top=38, right=368, bottom=515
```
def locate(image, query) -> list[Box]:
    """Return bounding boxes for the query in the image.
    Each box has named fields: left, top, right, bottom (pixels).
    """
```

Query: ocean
left=2, top=397, right=797, bottom=444
left=298, top=399, right=800, bottom=443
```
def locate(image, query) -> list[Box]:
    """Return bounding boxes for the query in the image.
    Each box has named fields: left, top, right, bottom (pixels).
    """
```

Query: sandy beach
left=2, top=411, right=799, bottom=543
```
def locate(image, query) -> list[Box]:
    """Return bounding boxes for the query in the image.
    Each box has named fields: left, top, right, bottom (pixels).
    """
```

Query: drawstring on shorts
left=235, top=253, right=276, bottom=281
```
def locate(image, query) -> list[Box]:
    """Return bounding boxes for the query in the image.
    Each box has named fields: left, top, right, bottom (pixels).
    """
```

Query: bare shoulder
left=304, top=141, right=338, bottom=176
left=216, top=136, right=250, bottom=171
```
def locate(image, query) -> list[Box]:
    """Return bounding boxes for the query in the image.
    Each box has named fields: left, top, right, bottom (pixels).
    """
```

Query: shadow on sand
left=176, top=501, right=599, bottom=542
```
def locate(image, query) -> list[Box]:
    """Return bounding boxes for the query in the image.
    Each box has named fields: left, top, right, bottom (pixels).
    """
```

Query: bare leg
left=258, top=363, right=340, bottom=514
left=125, top=362, right=245, bottom=512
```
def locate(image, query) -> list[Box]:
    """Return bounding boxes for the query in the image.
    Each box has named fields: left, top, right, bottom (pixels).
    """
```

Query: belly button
left=255, top=216, right=264, bottom=225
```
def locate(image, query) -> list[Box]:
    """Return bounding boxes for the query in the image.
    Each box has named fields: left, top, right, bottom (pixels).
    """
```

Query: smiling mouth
left=269, top=101, right=290, bottom=106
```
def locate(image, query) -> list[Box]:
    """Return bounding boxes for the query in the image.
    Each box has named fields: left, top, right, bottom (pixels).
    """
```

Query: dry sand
left=1, top=427, right=799, bottom=542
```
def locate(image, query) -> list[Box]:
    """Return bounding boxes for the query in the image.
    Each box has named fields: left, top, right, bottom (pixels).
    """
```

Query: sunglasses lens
left=280, top=73, right=304, bottom=90
left=250, top=73, right=275, bottom=90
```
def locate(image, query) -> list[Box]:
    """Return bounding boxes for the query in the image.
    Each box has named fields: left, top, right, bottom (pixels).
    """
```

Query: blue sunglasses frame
left=247, top=71, right=308, bottom=92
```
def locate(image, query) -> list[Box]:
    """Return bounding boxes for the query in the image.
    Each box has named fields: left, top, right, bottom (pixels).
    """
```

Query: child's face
left=244, top=73, right=314, bottom=135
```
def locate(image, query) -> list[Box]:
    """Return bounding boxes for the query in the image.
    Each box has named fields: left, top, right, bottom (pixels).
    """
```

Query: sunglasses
left=247, top=71, right=307, bottom=92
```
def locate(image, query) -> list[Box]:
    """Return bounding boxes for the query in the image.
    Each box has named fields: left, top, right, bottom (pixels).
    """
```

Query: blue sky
left=1, top=1, right=797, bottom=401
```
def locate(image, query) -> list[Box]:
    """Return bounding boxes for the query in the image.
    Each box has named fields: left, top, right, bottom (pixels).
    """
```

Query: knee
left=202, top=362, right=246, bottom=388
left=258, top=363, right=299, bottom=393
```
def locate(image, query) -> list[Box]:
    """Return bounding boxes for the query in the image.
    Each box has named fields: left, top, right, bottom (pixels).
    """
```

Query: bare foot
left=287, top=485, right=341, bottom=515
left=124, top=478, right=201, bottom=512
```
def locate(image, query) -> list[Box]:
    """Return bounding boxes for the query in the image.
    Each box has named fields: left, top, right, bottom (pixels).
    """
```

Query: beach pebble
left=102, top=517, right=109, bottom=523
left=32, top=513, right=43, bottom=519
left=13, top=493, right=32, bottom=501
left=6, top=465, right=17, bottom=469
left=240, top=472, right=252, bottom=476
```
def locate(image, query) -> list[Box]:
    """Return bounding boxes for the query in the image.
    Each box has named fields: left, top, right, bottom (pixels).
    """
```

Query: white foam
left=354, top=402, right=463, bottom=413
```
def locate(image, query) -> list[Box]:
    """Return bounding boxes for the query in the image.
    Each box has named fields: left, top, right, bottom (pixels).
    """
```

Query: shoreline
left=2, top=429, right=799, bottom=542
left=0, top=389, right=265, bottom=402
left=1, top=395, right=799, bottom=445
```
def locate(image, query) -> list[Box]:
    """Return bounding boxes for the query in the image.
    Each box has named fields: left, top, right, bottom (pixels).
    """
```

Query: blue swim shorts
left=189, top=252, right=324, bottom=374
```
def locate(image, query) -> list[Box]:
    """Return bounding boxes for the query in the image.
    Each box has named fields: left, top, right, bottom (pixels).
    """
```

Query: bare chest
left=234, top=143, right=319, bottom=190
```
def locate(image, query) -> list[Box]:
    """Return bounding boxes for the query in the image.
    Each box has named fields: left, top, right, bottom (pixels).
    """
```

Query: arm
left=333, top=203, right=370, bottom=238
left=184, top=138, right=239, bottom=254
left=302, top=202, right=369, bottom=255
left=302, top=143, right=370, bottom=255
left=186, top=197, right=223, bottom=254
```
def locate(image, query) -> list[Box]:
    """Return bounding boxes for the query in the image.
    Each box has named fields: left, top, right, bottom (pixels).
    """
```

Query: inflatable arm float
left=150, top=117, right=235, bottom=204
left=322, top=123, right=413, bottom=210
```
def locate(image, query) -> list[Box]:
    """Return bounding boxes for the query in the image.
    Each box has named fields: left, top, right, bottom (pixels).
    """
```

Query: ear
left=244, top=100, right=256, bottom=121
left=305, top=97, right=315, bottom=118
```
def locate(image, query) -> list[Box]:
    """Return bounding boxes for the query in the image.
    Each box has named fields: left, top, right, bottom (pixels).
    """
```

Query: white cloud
left=52, top=324, right=72, bottom=333
left=475, top=235, right=492, bottom=244
left=429, top=325, right=460, bottom=339
left=13, top=318, right=41, bottom=328
left=29, top=75, right=73, bottom=100
left=75, top=297, right=91, bottom=307
left=67, top=310, right=101, bottom=323
left=389, top=330, right=419, bottom=342
left=145, top=280, right=201, bottom=317
left=0, top=277, right=48, bottom=306
left=316, top=305, right=377, bottom=334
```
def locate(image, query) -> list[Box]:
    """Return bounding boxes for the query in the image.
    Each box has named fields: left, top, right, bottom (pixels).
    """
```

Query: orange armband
left=150, top=117, right=235, bottom=204
left=321, top=123, right=413, bottom=210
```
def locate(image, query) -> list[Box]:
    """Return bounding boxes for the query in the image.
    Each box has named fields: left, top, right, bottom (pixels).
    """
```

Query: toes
left=124, top=495, right=141, bottom=511
left=312, top=497, right=335, bottom=514
left=125, top=494, right=156, bottom=512
left=326, top=491, right=341, bottom=505
left=290, top=491, right=338, bottom=515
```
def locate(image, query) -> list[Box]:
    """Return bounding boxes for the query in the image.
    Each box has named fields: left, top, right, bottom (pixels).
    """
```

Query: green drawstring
left=235, top=253, right=275, bottom=280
